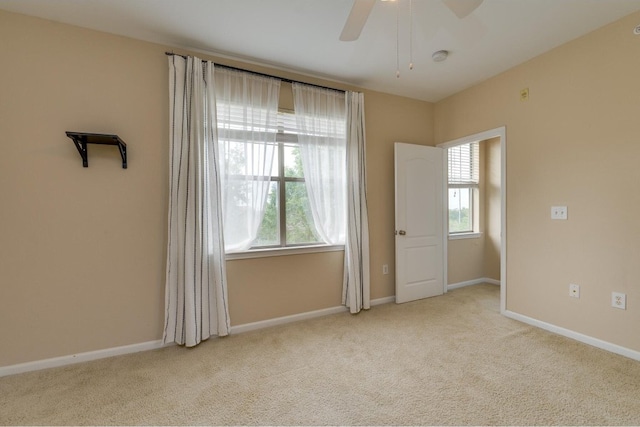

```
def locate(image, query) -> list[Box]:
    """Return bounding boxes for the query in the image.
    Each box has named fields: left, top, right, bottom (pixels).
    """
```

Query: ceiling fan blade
left=441, top=0, right=484, bottom=19
left=340, top=0, right=376, bottom=42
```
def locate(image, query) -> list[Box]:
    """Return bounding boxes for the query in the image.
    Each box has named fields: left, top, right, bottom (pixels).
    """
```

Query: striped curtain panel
left=164, top=55, right=230, bottom=347
left=342, top=91, right=371, bottom=313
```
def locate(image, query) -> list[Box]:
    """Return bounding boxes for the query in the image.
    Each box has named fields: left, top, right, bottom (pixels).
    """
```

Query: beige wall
left=0, top=12, right=169, bottom=367
left=435, top=11, right=640, bottom=352
left=0, top=10, right=433, bottom=366
left=364, top=91, right=434, bottom=298
left=447, top=236, right=485, bottom=284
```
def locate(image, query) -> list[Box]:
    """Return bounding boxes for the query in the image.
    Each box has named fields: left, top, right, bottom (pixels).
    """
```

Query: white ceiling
left=2, top=0, right=640, bottom=102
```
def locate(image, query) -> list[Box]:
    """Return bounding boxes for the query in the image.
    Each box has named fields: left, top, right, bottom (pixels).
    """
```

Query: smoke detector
left=634, top=25, right=640, bottom=35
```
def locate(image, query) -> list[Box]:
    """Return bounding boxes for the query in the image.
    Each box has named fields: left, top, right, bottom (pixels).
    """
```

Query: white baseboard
left=0, top=296, right=395, bottom=378
left=231, top=295, right=395, bottom=334
left=230, top=306, right=347, bottom=335
left=0, top=340, right=172, bottom=378
left=371, top=296, right=396, bottom=305
left=448, top=277, right=500, bottom=290
left=504, top=310, right=640, bottom=362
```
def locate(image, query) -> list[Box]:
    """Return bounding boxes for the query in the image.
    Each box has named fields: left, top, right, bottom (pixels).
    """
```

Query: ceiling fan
left=340, top=0, right=484, bottom=41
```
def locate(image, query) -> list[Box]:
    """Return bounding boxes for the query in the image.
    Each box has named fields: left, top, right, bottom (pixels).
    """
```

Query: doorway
left=438, top=127, right=506, bottom=313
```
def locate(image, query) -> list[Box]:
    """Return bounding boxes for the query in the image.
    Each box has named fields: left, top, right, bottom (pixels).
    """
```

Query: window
left=448, top=142, right=479, bottom=234
left=253, top=111, right=323, bottom=248
left=215, top=73, right=347, bottom=254
left=221, top=109, right=346, bottom=251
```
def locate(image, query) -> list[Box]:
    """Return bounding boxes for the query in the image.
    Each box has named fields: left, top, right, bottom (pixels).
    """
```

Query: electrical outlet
left=551, top=206, right=568, bottom=220
left=569, top=283, right=580, bottom=298
left=612, top=292, right=626, bottom=310
left=382, top=264, right=389, bottom=275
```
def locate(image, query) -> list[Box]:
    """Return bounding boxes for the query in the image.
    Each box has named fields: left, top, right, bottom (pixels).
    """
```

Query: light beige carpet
left=1, top=284, right=640, bottom=426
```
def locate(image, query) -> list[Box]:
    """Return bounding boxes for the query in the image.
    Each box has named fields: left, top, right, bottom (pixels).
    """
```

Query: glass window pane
left=253, top=182, right=280, bottom=246
left=285, top=181, right=321, bottom=245
left=448, top=187, right=472, bottom=233
left=284, top=144, right=303, bottom=178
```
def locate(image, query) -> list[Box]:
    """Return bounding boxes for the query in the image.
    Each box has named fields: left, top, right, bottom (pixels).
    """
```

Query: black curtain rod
left=165, top=52, right=345, bottom=94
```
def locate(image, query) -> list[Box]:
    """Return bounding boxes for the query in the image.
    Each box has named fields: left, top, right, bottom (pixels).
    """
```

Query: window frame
left=252, top=139, right=325, bottom=250
left=240, top=110, right=337, bottom=253
left=447, top=142, right=480, bottom=238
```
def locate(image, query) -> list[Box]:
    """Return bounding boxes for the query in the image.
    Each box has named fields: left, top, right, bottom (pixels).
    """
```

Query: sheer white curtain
left=215, top=68, right=280, bottom=252
left=164, top=55, right=230, bottom=346
left=293, top=84, right=369, bottom=313
left=342, top=91, right=370, bottom=314
left=292, top=83, right=347, bottom=244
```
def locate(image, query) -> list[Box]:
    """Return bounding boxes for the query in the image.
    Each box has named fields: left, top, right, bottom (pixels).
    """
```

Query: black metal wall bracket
left=65, top=132, right=127, bottom=168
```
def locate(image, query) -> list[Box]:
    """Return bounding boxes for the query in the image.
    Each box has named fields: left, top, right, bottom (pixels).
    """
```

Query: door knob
left=398, top=230, right=406, bottom=235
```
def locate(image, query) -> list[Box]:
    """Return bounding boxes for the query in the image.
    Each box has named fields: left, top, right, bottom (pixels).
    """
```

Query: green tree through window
left=254, top=144, right=320, bottom=247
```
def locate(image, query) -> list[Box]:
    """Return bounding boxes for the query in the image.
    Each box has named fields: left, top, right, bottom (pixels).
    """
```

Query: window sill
left=448, top=232, right=482, bottom=240
left=226, top=244, right=344, bottom=260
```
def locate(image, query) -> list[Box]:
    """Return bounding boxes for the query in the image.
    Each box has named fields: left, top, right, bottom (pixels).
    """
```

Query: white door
left=395, top=143, right=446, bottom=304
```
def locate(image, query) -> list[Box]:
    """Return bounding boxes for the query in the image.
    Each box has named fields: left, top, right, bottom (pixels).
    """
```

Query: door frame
left=437, top=126, right=507, bottom=314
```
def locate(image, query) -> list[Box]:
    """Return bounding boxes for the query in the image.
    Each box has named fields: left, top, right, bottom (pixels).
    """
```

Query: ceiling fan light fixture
left=432, top=50, right=449, bottom=62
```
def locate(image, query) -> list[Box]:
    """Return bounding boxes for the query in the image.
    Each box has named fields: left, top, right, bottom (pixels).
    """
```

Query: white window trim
left=448, top=232, right=482, bottom=240
left=226, top=244, right=344, bottom=260
left=447, top=141, right=480, bottom=237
